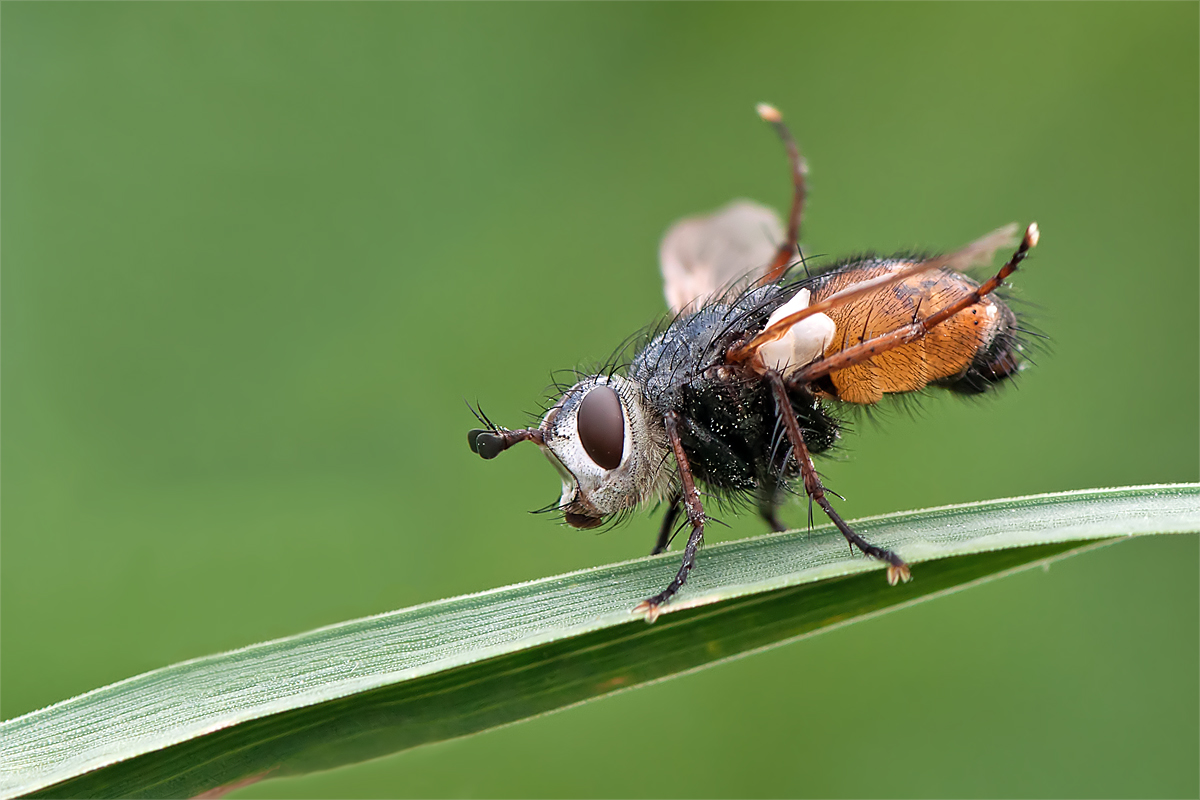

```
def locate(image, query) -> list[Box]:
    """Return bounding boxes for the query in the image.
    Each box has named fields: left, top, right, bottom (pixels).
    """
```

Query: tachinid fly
left=468, top=104, right=1039, bottom=622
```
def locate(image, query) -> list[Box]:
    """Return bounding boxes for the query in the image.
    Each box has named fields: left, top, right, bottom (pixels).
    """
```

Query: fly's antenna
left=757, top=103, right=807, bottom=283
left=466, top=400, right=545, bottom=459
left=468, top=426, right=545, bottom=459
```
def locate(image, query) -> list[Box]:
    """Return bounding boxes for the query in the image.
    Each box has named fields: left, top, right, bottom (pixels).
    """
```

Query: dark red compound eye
left=577, top=385, right=624, bottom=470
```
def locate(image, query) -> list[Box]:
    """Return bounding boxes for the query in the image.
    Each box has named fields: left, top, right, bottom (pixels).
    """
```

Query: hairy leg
left=766, top=371, right=911, bottom=584
left=757, top=489, right=788, bottom=533
left=652, top=493, right=683, bottom=555
left=634, top=413, right=707, bottom=622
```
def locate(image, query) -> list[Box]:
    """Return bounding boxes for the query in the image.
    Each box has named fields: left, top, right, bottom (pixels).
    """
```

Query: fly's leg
left=766, top=371, right=912, bottom=585
left=757, top=490, right=788, bottom=533
left=790, top=223, right=1039, bottom=385
left=652, top=492, right=683, bottom=555
left=756, top=103, right=807, bottom=283
left=730, top=223, right=1033, bottom=367
left=633, top=413, right=706, bottom=623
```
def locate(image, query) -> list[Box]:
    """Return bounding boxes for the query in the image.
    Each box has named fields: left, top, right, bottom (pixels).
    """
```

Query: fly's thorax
left=538, top=374, right=672, bottom=528
left=630, top=284, right=786, bottom=410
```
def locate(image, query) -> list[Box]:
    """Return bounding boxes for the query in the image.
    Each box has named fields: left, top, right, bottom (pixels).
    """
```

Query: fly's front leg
left=634, top=414, right=706, bottom=623
left=766, top=371, right=911, bottom=585
left=652, top=492, right=683, bottom=555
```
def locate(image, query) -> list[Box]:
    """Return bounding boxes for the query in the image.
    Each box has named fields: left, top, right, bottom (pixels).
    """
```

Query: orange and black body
left=467, top=104, right=1039, bottom=621
left=625, top=252, right=1028, bottom=549
left=807, top=258, right=1021, bottom=402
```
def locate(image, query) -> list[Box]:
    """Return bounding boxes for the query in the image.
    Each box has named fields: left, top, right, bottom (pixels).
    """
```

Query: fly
left=468, top=104, right=1039, bottom=622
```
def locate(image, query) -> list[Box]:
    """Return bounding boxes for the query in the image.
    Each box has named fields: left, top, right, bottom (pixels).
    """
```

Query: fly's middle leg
left=634, top=413, right=706, bottom=622
left=765, top=371, right=911, bottom=585
left=757, top=488, right=789, bottom=533
left=789, top=223, right=1039, bottom=387
left=652, top=492, right=683, bottom=555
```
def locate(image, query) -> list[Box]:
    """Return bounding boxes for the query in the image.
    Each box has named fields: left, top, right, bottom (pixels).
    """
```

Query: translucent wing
left=934, top=222, right=1019, bottom=273
left=659, top=200, right=784, bottom=315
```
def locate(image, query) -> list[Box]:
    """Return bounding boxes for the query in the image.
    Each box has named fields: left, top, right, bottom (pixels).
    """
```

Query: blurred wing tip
left=995, top=221, right=1021, bottom=239
left=939, top=223, right=1022, bottom=271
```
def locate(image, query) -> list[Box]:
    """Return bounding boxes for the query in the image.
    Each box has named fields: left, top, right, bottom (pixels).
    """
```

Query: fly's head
left=468, top=374, right=672, bottom=529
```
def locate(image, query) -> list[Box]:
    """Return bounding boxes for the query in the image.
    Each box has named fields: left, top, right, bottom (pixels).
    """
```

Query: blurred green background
left=3, top=3, right=1197, bottom=798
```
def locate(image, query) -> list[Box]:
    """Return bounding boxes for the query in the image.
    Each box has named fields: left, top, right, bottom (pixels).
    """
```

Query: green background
left=3, top=3, right=1197, bottom=798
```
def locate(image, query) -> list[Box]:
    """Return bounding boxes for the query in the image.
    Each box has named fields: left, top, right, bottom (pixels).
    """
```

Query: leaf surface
left=3, top=485, right=1198, bottom=799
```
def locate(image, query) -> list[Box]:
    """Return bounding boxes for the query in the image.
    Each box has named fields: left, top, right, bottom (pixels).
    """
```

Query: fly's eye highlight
left=577, top=385, right=624, bottom=470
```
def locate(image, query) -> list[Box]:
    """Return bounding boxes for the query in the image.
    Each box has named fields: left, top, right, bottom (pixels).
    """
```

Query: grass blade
left=3, top=485, right=1198, bottom=799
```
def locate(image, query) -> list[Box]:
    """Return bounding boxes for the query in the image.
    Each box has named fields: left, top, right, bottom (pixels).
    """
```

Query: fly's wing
left=659, top=200, right=784, bottom=315
left=935, top=222, right=1019, bottom=273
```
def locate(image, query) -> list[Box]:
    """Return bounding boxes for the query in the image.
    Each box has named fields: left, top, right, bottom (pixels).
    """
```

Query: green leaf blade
left=3, top=485, right=1198, bottom=799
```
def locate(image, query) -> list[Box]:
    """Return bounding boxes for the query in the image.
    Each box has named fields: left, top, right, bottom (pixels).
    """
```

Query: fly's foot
left=869, top=545, right=911, bottom=585
left=632, top=596, right=667, bottom=624
left=886, top=561, right=912, bottom=586
left=842, top=530, right=910, bottom=585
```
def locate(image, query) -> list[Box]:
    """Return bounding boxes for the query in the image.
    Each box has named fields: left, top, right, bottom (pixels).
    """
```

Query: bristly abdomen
left=805, top=257, right=1024, bottom=403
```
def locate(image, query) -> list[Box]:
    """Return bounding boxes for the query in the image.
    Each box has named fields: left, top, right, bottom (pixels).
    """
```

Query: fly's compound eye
left=576, top=384, right=624, bottom=470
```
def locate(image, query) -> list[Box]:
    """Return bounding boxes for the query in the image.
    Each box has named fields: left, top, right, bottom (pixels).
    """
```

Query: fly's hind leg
left=760, top=505, right=788, bottom=533
left=766, top=371, right=911, bottom=585
left=757, top=488, right=788, bottom=533
left=652, top=492, right=683, bottom=555
left=634, top=413, right=706, bottom=623
left=756, top=103, right=807, bottom=283
left=790, top=223, right=1040, bottom=386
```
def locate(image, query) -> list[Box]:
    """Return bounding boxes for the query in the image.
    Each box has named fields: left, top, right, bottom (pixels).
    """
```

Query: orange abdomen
left=809, top=261, right=1011, bottom=404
